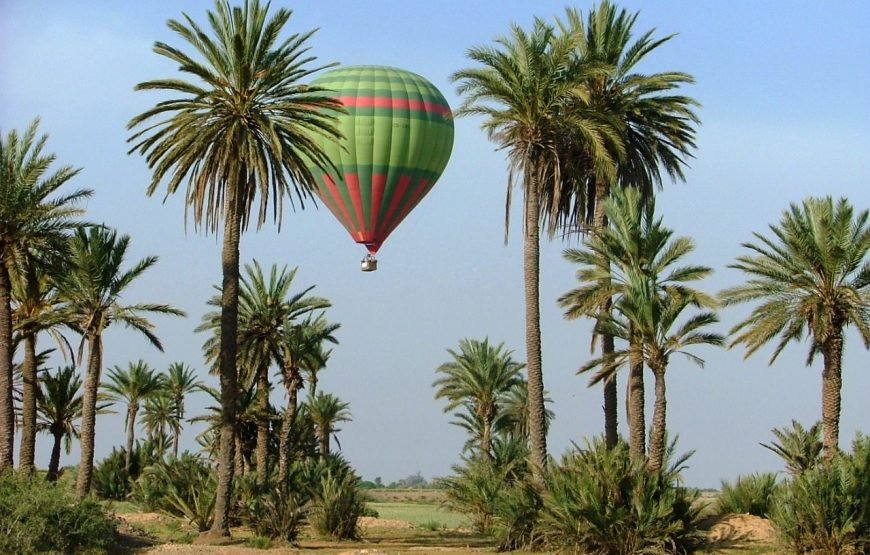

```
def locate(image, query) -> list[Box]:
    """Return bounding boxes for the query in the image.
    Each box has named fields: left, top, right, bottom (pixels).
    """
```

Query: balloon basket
left=361, top=254, right=378, bottom=272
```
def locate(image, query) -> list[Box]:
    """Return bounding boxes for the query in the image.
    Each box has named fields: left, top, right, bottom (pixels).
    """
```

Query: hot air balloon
left=306, top=66, right=454, bottom=271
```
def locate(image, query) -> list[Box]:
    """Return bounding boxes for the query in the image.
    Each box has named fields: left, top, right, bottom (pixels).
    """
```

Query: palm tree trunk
left=18, top=332, right=38, bottom=472
left=208, top=181, right=242, bottom=539
left=125, top=404, right=137, bottom=474
left=523, top=167, right=547, bottom=476
left=627, top=333, right=646, bottom=461
left=173, top=401, right=182, bottom=459
left=47, top=428, right=64, bottom=481
left=647, top=366, right=667, bottom=472
left=278, top=358, right=300, bottom=489
left=318, top=428, right=329, bottom=461
left=821, top=328, right=844, bottom=459
left=481, top=417, right=492, bottom=463
left=255, top=362, right=269, bottom=488
left=234, top=432, right=244, bottom=477
left=592, top=180, right=618, bottom=450
left=0, top=260, right=15, bottom=469
left=76, top=332, right=102, bottom=497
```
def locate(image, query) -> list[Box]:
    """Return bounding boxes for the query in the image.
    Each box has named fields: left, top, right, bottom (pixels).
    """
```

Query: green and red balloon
left=306, top=66, right=454, bottom=268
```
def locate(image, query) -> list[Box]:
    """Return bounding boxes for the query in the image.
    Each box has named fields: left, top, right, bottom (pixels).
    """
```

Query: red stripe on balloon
left=344, top=173, right=367, bottom=239
left=378, top=175, right=412, bottom=236
left=339, top=96, right=451, bottom=117
left=370, top=173, right=386, bottom=233
left=389, top=176, right=431, bottom=235
left=322, top=175, right=356, bottom=235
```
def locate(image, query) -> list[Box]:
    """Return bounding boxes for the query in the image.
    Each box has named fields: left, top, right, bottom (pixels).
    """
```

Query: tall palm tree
left=56, top=226, right=184, bottom=497
left=277, top=312, right=338, bottom=486
left=721, top=197, right=870, bottom=458
left=451, top=18, right=616, bottom=474
left=128, top=1, right=343, bottom=535
left=36, top=365, right=84, bottom=481
left=102, top=360, right=164, bottom=474
left=552, top=3, right=700, bottom=449
left=11, top=251, right=76, bottom=472
left=307, top=392, right=351, bottom=461
left=434, top=338, right=524, bottom=461
left=560, top=187, right=714, bottom=460
left=0, top=119, right=91, bottom=469
left=164, top=362, right=202, bottom=458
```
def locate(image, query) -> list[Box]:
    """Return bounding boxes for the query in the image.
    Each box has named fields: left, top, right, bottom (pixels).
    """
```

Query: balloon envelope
left=307, top=66, right=454, bottom=254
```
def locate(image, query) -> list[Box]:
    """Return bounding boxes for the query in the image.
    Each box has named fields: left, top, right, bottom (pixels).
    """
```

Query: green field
left=367, top=501, right=469, bottom=529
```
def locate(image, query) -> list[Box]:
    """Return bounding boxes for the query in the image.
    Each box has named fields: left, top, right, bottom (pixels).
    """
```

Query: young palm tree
left=56, top=226, right=184, bottom=497
left=277, top=312, right=338, bottom=486
left=760, top=420, right=823, bottom=476
left=434, top=338, right=525, bottom=461
left=128, top=1, right=344, bottom=533
left=198, top=261, right=330, bottom=486
left=141, top=392, right=178, bottom=457
left=102, top=360, right=164, bottom=474
left=589, top=286, right=722, bottom=471
left=552, top=3, right=700, bottom=449
left=307, top=392, right=351, bottom=461
left=560, top=187, right=715, bottom=460
left=36, top=366, right=84, bottom=481
left=451, top=18, right=617, bottom=474
left=11, top=252, right=76, bottom=472
left=497, top=380, right=555, bottom=445
left=0, top=119, right=91, bottom=469
left=721, top=197, right=870, bottom=458
left=164, top=362, right=202, bottom=458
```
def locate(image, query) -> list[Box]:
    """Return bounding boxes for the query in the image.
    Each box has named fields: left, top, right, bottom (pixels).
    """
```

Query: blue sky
left=1, top=1, right=869, bottom=487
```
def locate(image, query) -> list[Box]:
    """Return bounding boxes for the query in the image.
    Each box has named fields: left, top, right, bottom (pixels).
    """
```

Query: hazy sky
left=2, top=1, right=869, bottom=488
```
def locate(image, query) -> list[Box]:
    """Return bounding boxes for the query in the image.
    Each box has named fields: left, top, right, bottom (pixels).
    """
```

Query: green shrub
left=717, top=472, right=779, bottom=517
left=131, top=452, right=216, bottom=531
left=539, top=438, right=704, bottom=555
left=241, top=486, right=309, bottom=544
left=770, top=434, right=870, bottom=554
left=443, top=437, right=541, bottom=550
left=0, top=471, right=117, bottom=554
left=93, top=441, right=160, bottom=500
left=308, top=468, right=365, bottom=540
left=761, top=420, right=823, bottom=476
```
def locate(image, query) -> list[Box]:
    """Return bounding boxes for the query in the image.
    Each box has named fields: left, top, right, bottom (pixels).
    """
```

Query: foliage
left=0, top=470, right=116, bottom=554
left=761, top=420, right=823, bottom=476
left=769, top=434, right=870, bottom=554
left=241, top=485, right=308, bottom=545
left=308, top=468, right=365, bottom=540
left=538, top=438, right=704, bottom=555
left=93, top=440, right=161, bottom=500
left=131, top=453, right=217, bottom=532
left=717, top=473, right=779, bottom=517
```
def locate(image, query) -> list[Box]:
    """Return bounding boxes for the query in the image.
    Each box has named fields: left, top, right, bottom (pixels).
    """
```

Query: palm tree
left=560, top=187, right=715, bottom=460
left=307, top=392, right=351, bottom=461
left=164, top=362, right=202, bottom=458
left=198, top=261, right=330, bottom=487
left=761, top=420, right=823, bottom=476
left=589, top=287, right=722, bottom=471
left=36, top=366, right=83, bottom=481
left=434, top=338, right=524, bottom=461
left=141, top=392, right=178, bottom=457
left=552, top=3, right=700, bottom=449
left=498, top=380, right=555, bottom=445
left=128, top=1, right=344, bottom=535
left=451, top=18, right=617, bottom=474
left=56, top=226, right=184, bottom=497
left=0, top=119, right=91, bottom=469
left=277, top=312, right=338, bottom=486
left=11, top=251, right=76, bottom=472
left=102, top=360, right=164, bottom=474
left=721, top=197, right=870, bottom=458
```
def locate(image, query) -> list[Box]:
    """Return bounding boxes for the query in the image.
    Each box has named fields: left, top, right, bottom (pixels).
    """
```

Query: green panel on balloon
left=305, top=66, right=454, bottom=254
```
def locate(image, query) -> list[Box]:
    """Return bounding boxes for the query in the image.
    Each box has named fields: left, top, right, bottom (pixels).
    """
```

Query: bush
left=131, top=452, right=216, bottom=531
left=442, top=437, right=541, bottom=550
left=770, top=434, right=870, bottom=554
left=305, top=459, right=365, bottom=540
left=0, top=471, right=117, bottom=554
left=93, top=440, right=160, bottom=500
left=241, top=485, right=308, bottom=544
left=717, top=472, right=779, bottom=517
left=538, top=438, right=704, bottom=555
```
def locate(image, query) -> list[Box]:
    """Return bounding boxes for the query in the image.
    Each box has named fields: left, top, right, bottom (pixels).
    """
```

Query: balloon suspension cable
left=361, top=253, right=378, bottom=272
